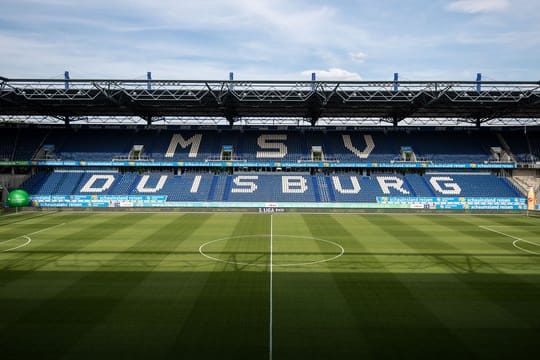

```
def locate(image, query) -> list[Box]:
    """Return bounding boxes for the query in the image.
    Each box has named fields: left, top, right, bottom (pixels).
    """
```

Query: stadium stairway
left=208, top=175, right=228, bottom=201
left=221, top=175, right=233, bottom=201
left=316, top=174, right=331, bottom=202
left=207, top=175, right=218, bottom=201
left=324, top=176, right=337, bottom=202
left=405, top=174, right=435, bottom=197
left=311, top=176, right=321, bottom=203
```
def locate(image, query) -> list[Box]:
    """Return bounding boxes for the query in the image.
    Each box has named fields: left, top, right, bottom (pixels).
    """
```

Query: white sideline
left=0, top=212, right=25, bottom=218
left=479, top=225, right=540, bottom=255
left=41, top=210, right=538, bottom=217
left=0, top=211, right=57, bottom=218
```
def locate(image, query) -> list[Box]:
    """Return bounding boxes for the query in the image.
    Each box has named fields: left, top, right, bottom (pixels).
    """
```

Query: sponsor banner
left=377, top=197, right=527, bottom=210
left=0, top=161, right=31, bottom=166
left=31, top=200, right=403, bottom=209
left=32, top=201, right=111, bottom=208
left=33, top=160, right=80, bottom=166
left=378, top=197, right=525, bottom=204
left=435, top=204, right=524, bottom=210
left=31, top=195, right=167, bottom=201
left=259, top=207, right=286, bottom=213
left=118, top=201, right=134, bottom=207
left=30, top=160, right=516, bottom=169
left=29, top=199, right=522, bottom=210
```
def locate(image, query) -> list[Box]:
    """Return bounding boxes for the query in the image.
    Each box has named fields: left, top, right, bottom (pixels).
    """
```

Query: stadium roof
left=1, top=78, right=539, bottom=127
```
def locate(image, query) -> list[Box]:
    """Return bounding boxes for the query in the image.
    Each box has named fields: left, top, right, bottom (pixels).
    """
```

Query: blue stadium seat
left=423, top=173, right=522, bottom=197
left=226, top=174, right=317, bottom=202
left=329, top=174, right=414, bottom=202
left=405, top=174, right=436, bottom=197
left=3, top=128, right=518, bottom=164
left=55, top=171, right=85, bottom=195
left=21, top=171, right=524, bottom=204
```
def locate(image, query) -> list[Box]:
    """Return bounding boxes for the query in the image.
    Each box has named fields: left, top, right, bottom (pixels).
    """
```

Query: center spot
left=199, top=234, right=344, bottom=267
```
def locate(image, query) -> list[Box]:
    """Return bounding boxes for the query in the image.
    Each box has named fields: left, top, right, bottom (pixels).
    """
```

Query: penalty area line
left=0, top=222, right=66, bottom=253
left=479, top=225, right=540, bottom=255
left=25, top=222, right=67, bottom=236
left=0, top=236, right=31, bottom=252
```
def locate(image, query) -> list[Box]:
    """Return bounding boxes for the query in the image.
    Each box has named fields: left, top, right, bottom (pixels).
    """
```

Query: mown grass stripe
left=0, top=213, right=68, bottom=239
left=0, top=213, right=149, bottom=280
left=0, top=212, right=538, bottom=359
left=171, top=214, right=269, bottom=359
left=0, top=211, right=59, bottom=226
left=61, top=213, right=213, bottom=359
left=424, top=215, right=522, bottom=254
left=359, top=214, right=540, bottom=356
left=267, top=214, right=367, bottom=358
left=301, top=214, right=473, bottom=359
left=0, top=213, right=211, bottom=359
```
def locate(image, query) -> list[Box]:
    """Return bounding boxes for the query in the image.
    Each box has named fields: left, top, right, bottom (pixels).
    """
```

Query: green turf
left=1, top=211, right=539, bottom=359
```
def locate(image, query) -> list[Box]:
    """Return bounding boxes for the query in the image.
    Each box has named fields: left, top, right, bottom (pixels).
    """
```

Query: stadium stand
left=0, top=130, right=15, bottom=161
left=18, top=172, right=48, bottom=194
left=3, top=126, right=534, bottom=208
left=109, top=172, right=139, bottom=195
left=55, top=171, right=85, bottom=195
left=19, top=171, right=523, bottom=203
left=1, top=128, right=516, bottom=163
left=75, top=172, right=118, bottom=195
left=502, top=132, right=540, bottom=163
left=421, top=173, right=520, bottom=197
left=404, top=174, right=436, bottom=197
left=226, top=173, right=318, bottom=202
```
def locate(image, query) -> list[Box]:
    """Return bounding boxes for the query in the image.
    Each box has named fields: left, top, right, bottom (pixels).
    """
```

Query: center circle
left=199, top=234, right=344, bottom=267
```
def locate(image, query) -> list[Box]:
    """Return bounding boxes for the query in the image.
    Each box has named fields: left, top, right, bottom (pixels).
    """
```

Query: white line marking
left=0, top=236, right=31, bottom=252
left=0, top=223, right=66, bottom=252
left=0, top=212, right=25, bottom=218
left=25, top=223, right=66, bottom=236
left=479, top=225, right=540, bottom=255
left=269, top=214, right=273, bottom=360
left=198, top=234, right=344, bottom=267
left=512, top=241, right=540, bottom=255
left=22, top=210, right=534, bottom=217
left=0, top=211, right=57, bottom=218
left=479, top=225, right=540, bottom=228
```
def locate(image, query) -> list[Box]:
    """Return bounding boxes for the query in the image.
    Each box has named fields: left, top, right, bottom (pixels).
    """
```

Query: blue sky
left=0, top=0, right=538, bottom=80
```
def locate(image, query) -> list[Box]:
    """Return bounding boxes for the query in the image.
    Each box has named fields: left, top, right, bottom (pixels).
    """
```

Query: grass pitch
left=1, top=211, right=539, bottom=359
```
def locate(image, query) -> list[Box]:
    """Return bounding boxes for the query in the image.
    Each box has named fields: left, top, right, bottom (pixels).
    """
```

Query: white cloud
left=446, top=0, right=509, bottom=14
left=120, top=0, right=340, bottom=45
left=301, top=68, right=362, bottom=81
left=350, top=51, right=367, bottom=63
left=1, top=0, right=539, bottom=81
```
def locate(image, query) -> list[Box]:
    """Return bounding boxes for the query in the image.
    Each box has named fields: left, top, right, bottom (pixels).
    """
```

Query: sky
left=0, top=0, right=539, bottom=81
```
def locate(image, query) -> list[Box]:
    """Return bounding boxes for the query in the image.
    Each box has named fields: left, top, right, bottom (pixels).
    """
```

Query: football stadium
left=1, top=75, right=539, bottom=359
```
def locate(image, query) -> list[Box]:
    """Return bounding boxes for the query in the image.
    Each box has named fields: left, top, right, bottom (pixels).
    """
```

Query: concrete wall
left=0, top=174, right=30, bottom=189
